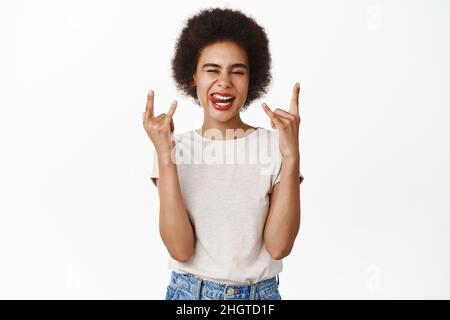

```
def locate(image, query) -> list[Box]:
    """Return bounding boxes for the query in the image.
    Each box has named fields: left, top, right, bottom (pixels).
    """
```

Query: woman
left=143, top=7, right=304, bottom=300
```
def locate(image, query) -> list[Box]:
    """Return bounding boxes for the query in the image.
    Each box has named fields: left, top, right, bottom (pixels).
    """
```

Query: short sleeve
left=150, top=147, right=159, bottom=187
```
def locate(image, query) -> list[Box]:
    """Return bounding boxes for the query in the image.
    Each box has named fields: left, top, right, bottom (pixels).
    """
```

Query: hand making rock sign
left=262, top=82, right=302, bottom=160
left=143, top=90, right=177, bottom=158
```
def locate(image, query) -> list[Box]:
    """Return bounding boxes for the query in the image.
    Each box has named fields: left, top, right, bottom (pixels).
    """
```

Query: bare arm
left=263, top=156, right=301, bottom=260
left=155, top=152, right=195, bottom=263
left=143, top=90, right=195, bottom=262
left=261, top=83, right=303, bottom=260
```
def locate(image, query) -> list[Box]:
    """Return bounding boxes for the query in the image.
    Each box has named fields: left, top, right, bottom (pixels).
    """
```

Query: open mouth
left=209, top=93, right=236, bottom=110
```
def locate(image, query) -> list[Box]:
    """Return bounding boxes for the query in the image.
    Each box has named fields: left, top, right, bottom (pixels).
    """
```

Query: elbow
left=268, top=248, right=291, bottom=260
left=172, top=252, right=193, bottom=263
left=170, top=246, right=195, bottom=263
left=265, top=235, right=295, bottom=260
left=266, top=242, right=293, bottom=260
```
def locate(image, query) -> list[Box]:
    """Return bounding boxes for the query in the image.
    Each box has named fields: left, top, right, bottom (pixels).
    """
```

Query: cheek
left=196, top=79, right=213, bottom=94
left=195, top=83, right=207, bottom=101
left=238, top=88, right=249, bottom=101
left=238, top=78, right=249, bottom=95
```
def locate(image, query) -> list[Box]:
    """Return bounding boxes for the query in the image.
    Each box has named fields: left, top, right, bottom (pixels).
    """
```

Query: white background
left=1, top=0, right=449, bottom=299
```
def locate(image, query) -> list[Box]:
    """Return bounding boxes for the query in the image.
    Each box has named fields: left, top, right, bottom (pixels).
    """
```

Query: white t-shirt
left=150, top=126, right=304, bottom=285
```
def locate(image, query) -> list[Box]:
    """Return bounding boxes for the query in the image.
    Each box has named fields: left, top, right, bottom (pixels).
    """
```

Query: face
left=192, top=40, right=250, bottom=122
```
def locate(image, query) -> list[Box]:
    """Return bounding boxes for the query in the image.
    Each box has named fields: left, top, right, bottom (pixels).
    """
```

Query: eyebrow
left=202, top=63, right=248, bottom=70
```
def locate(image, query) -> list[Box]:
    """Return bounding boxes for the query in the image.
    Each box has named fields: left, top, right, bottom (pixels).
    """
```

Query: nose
left=216, top=71, right=232, bottom=88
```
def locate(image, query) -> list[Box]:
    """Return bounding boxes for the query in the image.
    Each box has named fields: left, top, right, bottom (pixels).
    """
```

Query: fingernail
left=148, top=90, right=153, bottom=96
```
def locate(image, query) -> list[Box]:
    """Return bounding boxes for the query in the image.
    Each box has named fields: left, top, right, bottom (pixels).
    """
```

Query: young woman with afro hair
left=143, top=7, right=304, bottom=300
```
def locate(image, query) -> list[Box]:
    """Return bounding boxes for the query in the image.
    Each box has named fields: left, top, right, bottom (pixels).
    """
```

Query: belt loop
left=196, top=277, right=203, bottom=300
left=250, top=283, right=256, bottom=300
left=276, top=274, right=280, bottom=287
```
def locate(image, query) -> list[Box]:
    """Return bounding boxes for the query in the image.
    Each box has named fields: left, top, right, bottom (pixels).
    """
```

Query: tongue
left=213, top=97, right=234, bottom=103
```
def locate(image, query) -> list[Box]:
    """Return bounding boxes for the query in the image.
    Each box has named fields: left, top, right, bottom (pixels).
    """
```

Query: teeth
left=215, top=101, right=232, bottom=106
left=213, top=93, right=234, bottom=101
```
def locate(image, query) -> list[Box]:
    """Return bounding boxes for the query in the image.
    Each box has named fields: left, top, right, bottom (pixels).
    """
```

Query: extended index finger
left=146, top=90, right=154, bottom=118
left=289, top=82, right=300, bottom=115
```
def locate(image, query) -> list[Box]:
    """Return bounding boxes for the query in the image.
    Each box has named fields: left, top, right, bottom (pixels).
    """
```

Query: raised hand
left=262, top=82, right=301, bottom=160
left=143, top=90, right=177, bottom=157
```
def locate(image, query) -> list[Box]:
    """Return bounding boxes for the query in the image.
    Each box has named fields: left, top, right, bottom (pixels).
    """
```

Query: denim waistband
left=169, top=271, right=280, bottom=300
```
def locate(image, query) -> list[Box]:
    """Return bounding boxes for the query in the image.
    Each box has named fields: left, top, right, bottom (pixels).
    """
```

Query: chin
left=207, top=108, right=234, bottom=122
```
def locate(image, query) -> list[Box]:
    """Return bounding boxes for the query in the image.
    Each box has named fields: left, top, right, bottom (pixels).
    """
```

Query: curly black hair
left=171, top=7, right=272, bottom=111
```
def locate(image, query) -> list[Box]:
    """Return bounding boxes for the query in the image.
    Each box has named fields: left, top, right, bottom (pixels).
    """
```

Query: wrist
left=157, top=149, right=176, bottom=166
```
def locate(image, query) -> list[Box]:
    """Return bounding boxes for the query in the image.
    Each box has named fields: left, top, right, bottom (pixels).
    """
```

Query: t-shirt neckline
left=193, top=126, right=261, bottom=142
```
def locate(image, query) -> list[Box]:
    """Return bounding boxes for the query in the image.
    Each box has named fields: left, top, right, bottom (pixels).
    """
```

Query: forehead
left=198, top=40, right=248, bottom=66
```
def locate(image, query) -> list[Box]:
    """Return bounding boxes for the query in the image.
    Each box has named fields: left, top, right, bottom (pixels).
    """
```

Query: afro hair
left=171, top=7, right=272, bottom=111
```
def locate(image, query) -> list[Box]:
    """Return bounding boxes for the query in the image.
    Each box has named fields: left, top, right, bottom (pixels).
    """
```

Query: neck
left=199, top=114, right=256, bottom=140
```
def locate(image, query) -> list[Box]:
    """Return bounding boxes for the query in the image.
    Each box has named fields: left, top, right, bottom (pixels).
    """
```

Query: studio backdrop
left=0, top=0, right=449, bottom=299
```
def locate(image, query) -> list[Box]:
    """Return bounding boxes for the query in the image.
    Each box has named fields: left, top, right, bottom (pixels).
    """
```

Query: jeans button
left=226, top=288, right=239, bottom=295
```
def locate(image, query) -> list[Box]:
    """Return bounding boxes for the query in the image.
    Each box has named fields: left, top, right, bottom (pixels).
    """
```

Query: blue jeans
left=165, top=271, right=282, bottom=300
